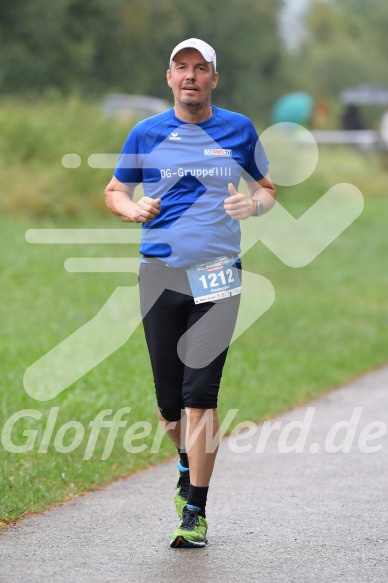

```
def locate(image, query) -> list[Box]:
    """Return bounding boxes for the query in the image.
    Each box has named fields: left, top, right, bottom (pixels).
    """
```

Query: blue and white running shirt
left=114, top=105, right=269, bottom=268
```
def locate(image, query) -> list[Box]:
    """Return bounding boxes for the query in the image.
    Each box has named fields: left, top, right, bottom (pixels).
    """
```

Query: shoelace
left=177, top=471, right=190, bottom=499
left=180, top=507, right=199, bottom=530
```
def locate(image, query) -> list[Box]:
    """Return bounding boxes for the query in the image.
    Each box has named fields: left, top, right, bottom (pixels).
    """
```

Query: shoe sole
left=170, top=536, right=208, bottom=549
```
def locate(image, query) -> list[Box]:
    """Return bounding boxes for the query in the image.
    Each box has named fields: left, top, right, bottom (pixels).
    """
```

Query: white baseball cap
left=170, top=38, right=217, bottom=71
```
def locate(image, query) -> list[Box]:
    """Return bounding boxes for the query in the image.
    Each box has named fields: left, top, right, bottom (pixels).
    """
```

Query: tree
left=287, top=0, right=388, bottom=99
left=0, top=0, right=285, bottom=122
left=92, top=0, right=285, bottom=121
left=0, top=0, right=113, bottom=93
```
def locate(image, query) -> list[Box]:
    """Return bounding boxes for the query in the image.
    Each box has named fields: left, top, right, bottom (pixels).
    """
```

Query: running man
left=105, top=38, right=276, bottom=548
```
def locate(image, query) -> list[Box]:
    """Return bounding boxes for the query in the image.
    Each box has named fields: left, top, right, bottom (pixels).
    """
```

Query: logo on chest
left=169, top=132, right=181, bottom=141
left=204, top=148, right=232, bottom=156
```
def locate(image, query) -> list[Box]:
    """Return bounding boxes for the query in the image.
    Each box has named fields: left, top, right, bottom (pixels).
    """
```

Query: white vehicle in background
left=102, top=94, right=171, bottom=121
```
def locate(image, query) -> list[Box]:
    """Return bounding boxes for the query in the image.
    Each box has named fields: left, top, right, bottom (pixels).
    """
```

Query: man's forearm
left=105, top=188, right=138, bottom=222
left=250, top=185, right=276, bottom=215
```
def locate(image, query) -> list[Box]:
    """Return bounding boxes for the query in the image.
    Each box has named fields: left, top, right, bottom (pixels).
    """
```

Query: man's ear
left=166, top=69, right=172, bottom=88
left=211, top=71, right=219, bottom=90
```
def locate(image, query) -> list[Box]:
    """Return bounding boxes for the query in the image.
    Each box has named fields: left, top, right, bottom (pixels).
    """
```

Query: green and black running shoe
left=170, top=505, right=208, bottom=548
left=174, top=465, right=190, bottom=517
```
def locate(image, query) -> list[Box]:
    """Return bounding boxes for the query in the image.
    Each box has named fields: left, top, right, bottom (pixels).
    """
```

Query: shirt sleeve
left=242, top=122, right=269, bottom=182
left=113, top=124, right=143, bottom=186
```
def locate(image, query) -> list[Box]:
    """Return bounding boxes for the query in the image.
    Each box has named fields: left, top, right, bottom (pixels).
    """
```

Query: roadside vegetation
left=0, top=97, right=387, bottom=525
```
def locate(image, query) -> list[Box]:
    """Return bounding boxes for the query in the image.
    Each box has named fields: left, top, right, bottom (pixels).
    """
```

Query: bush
left=0, top=95, right=134, bottom=218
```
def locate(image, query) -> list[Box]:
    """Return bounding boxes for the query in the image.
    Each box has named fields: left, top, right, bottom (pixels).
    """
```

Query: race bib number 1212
left=186, top=256, right=241, bottom=304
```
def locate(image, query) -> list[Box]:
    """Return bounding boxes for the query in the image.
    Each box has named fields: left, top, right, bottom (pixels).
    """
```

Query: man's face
left=166, top=48, right=218, bottom=109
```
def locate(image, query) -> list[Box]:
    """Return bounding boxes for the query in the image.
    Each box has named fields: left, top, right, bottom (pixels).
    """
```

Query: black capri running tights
left=139, top=260, right=241, bottom=422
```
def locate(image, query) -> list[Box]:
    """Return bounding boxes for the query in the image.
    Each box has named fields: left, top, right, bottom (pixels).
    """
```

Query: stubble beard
left=180, top=94, right=210, bottom=110
left=181, top=96, right=200, bottom=109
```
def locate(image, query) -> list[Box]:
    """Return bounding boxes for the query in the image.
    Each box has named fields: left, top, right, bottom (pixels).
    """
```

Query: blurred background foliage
left=0, top=0, right=386, bottom=121
left=288, top=0, right=388, bottom=100
left=0, top=0, right=284, bottom=118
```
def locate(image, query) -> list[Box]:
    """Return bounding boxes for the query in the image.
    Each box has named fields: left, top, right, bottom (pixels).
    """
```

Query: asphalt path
left=1, top=366, right=388, bottom=582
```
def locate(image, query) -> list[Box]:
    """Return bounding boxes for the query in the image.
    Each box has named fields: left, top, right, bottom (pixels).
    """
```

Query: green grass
left=0, top=97, right=387, bottom=526
left=1, top=192, right=387, bottom=525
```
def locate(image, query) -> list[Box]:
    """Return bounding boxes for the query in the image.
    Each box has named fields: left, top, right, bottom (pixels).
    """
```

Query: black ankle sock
left=177, top=448, right=189, bottom=469
left=187, top=485, right=208, bottom=517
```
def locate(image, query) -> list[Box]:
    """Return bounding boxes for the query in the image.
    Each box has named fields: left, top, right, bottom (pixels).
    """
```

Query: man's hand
left=110, top=195, right=161, bottom=223
left=224, top=183, right=254, bottom=220
left=105, top=176, right=162, bottom=223
left=129, top=197, right=161, bottom=223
